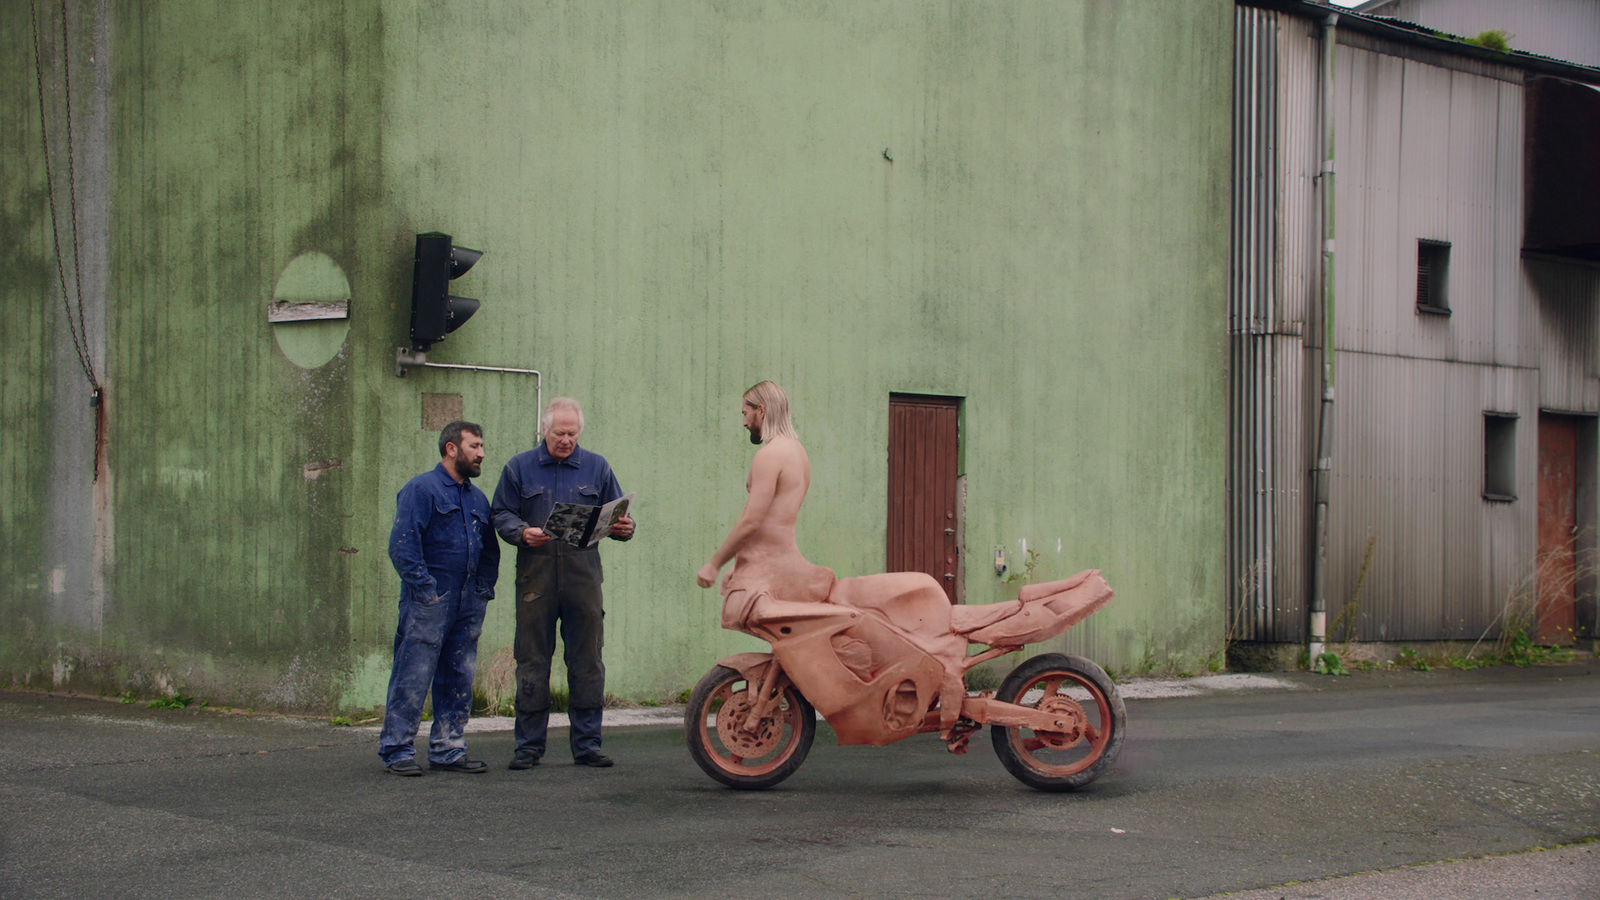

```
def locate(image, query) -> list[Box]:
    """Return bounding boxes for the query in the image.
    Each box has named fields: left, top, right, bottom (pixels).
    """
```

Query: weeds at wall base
left=331, top=706, right=382, bottom=727
left=1304, top=635, right=1585, bottom=675
left=1305, top=541, right=1599, bottom=674
left=1313, top=652, right=1350, bottom=676
left=1228, top=636, right=1592, bottom=674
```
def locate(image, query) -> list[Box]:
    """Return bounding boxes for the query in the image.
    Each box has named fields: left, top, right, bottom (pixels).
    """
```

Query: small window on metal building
left=1416, top=240, right=1451, bottom=315
left=1483, top=412, right=1517, bottom=501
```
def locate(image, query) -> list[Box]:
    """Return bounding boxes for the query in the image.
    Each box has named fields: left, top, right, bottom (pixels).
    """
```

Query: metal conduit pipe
left=395, top=347, right=544, bottom=445
left=1309, top=12, right=1338, bottom=664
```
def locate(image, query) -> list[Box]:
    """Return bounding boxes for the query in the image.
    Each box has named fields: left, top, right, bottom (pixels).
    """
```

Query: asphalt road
left=0, top=662, right=1596, bottom=900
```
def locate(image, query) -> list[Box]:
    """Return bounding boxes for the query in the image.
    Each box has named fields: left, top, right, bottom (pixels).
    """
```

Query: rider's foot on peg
left=573, top=752, right=614, bottom=768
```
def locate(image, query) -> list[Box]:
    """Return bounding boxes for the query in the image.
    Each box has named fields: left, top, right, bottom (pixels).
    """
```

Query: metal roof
left=1239, top=0, right=1600, bottom=83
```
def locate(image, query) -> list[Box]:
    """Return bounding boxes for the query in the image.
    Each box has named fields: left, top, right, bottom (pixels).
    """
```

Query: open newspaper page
left=585, top=493, right=633, bottom=547
left=542, top=493, right=634, bottom=547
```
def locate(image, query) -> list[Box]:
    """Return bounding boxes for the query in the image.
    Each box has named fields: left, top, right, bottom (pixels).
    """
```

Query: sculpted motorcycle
left=685, top=568, right=1124, bottom=791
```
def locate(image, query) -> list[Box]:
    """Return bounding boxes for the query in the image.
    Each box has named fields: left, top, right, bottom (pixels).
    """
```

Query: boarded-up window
left=1416, top=240, right=1451, bottom=315
left=1484, top=412, right=1517, bottom=501
left=422, top=393, right=465, bottom=431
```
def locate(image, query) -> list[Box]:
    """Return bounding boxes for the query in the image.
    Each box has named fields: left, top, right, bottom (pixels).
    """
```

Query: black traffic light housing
left=409, top=232, right=483, bottom=351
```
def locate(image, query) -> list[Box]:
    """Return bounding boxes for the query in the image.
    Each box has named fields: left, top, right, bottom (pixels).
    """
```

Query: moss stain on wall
left=4, top=1, right=1232, bottom=711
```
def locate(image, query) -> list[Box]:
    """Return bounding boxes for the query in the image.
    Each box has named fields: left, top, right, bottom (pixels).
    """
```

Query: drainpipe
left=1309, top=13, right=1338, bottom=664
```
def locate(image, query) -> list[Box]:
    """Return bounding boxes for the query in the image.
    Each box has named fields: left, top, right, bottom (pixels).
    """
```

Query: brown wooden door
left=887, top=395, right=961, bottom=603
left=1537, top=414, right=1579, bottom=645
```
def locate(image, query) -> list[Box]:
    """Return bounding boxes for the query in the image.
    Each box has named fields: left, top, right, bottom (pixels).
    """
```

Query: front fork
left=740, top=659, right=784, bottom=734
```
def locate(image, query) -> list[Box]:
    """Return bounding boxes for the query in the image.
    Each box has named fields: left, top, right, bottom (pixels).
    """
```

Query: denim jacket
left=491, top=444, right=632, bottom=552
left=388, top=463, right=500, bottom=603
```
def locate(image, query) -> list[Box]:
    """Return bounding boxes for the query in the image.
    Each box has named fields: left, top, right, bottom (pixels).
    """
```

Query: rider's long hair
left=744, top=380, right=796, bottom=443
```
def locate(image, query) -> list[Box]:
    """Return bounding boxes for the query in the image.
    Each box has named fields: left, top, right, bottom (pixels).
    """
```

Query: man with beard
left=492, top=398, right=635, bottom=769
left=697, top=381, right=833, bottom=605
left=379, top=420, right=501, bottom=776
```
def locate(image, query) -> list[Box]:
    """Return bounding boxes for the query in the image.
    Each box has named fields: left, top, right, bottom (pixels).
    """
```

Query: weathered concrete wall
left=4, top=0, right=1232, bottom=711
left=2, top=1, right=112, bottom=691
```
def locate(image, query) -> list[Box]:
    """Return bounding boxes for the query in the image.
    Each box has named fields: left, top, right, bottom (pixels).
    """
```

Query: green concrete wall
left=4, top=0, right=1232, bottom=712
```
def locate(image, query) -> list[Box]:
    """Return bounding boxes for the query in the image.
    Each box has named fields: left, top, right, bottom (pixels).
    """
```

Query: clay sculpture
left=686, top=567, right=1124, bottom=791
left=690, top=381, right=1124, bottom=791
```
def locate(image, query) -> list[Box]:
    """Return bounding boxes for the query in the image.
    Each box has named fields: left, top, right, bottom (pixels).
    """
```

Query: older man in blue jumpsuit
left=379, top=421, right=500, bottom=776
left=491, top=397, right=634, bottom=769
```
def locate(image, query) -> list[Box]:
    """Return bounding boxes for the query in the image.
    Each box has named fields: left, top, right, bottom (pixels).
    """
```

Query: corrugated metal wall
left=1231, top=5, right=1600, bottom=645
left=1230, top=8, right=1319, bottom=642
left=1533, top=257, right=1600, bottom=410
left=1329, top=356, right=1537, bottom=640
left=1230, top=6, right=1284, bottom=640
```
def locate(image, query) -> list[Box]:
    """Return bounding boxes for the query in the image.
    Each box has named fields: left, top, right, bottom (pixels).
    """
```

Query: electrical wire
left=30, top=0, right=101, bottom=395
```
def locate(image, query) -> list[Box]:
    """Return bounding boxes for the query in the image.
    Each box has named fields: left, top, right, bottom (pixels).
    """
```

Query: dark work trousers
left=513, top=544, right=606, bottom=758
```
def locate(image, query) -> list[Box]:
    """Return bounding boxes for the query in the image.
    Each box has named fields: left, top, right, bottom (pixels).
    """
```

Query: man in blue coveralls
left=491, top=397, right=635, bottom=769
left=379, top=420, right=500, bottom=776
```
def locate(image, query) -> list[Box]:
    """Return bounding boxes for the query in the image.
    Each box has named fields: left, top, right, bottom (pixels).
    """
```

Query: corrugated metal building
left=1231, top=1, right=1600, bottom=653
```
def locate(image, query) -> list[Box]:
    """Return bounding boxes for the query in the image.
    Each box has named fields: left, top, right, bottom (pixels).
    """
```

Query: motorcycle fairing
left=715, top=568, right=1115, bottom=749
left=727, top=591, right=944, bottom=745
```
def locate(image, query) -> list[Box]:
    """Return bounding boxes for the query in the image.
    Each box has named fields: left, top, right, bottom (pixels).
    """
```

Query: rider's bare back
left=696, top=381, right=833, bottom=603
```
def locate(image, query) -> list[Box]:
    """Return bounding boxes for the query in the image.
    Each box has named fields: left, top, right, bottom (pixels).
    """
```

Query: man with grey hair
left=491, top=398, right=635, bottom=769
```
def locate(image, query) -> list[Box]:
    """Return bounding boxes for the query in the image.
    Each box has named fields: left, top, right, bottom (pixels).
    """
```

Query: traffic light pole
left=395, top=347, right=544, bottom=443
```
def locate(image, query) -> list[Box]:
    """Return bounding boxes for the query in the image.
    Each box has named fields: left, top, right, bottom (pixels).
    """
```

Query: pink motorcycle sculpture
left=685, top=567, right=1124, bottom=791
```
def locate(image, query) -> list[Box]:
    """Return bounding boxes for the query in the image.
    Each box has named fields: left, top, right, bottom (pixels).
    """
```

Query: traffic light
left=409, top=232, right=483, bottom=351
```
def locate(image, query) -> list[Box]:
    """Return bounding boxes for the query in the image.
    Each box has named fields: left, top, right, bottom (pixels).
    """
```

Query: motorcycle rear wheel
left=685, top=664, right=816, bottom=790
left=991, top=652, right=1125, bottom=792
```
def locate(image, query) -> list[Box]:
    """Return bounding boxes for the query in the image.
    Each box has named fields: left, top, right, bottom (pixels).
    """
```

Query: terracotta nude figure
left=684, top=383, right=1124, bottom=792
left=696, top=381, right=834, bottom=607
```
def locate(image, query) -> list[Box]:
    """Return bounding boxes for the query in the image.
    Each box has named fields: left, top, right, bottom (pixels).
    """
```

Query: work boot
left=428, top=758, right=488, bottom=774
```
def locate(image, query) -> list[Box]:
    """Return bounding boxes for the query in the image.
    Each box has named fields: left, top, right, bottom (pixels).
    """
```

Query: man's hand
left=521, top=526, right=551, bottom=548
left=696, top=562, right=720, bottom=589
left=609, top=514, right=635, bottom=540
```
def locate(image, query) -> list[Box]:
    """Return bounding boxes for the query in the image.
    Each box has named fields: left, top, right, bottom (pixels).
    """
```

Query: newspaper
left=542, top=493, right=634, bottom=547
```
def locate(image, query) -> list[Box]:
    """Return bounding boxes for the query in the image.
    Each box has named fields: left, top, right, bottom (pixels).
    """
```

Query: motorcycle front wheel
left=685, top=664, right=816, bottom=790
left=991, top=652, right=1125, bottom=792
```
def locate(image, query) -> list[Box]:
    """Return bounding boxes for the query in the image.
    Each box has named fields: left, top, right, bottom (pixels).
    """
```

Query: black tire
left=991, top=652, right=1125, bottom=792
left=684, top=664, right=815, bottom=790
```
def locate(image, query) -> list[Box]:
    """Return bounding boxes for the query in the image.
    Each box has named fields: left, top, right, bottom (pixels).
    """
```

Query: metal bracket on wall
left=395, top=347, right=544, bottom=443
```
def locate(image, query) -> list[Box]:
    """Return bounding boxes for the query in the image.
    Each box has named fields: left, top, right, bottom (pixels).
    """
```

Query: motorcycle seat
left=828, top=572, right=952, bottom=637
left=1017, top=569, right=1097, bottom=602
left=967, top=569, right=1111, bottom=647
left=947, top=599, right=1022, bottom=635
